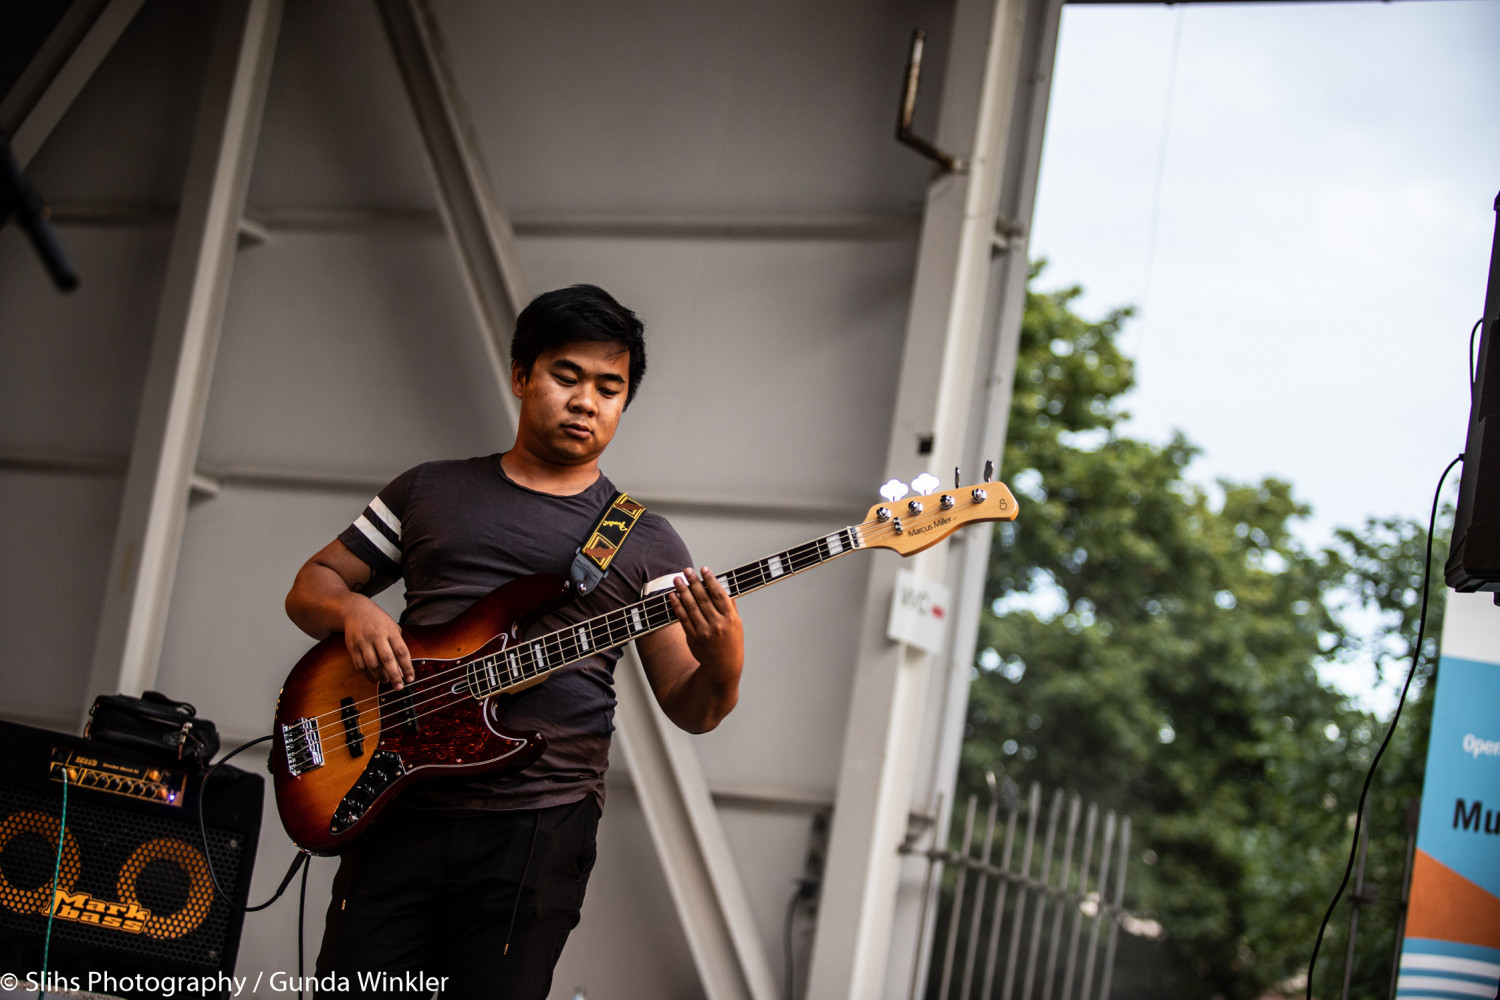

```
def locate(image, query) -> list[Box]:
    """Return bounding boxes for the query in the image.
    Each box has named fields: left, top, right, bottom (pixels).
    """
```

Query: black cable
left=783, top=883, right=799, bottom=1000
left=782, top=879, right=817, bottom=1000
left=298, top=857, right=310, bottom=1000
left=1305, top=452, right=1463, bottom=999
left=197, top=734, right=310, bottom=911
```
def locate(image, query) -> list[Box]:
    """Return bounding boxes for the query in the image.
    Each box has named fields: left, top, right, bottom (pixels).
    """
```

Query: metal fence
left=905, top=781, right=1134, bottom=1000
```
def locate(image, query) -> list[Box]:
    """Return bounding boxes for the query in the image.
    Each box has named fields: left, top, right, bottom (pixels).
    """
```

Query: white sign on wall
left=886, top=569, right=952, bottom=655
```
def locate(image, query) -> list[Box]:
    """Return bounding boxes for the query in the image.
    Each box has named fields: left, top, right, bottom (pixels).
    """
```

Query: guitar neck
left=465, top=525, right=866, bottom=699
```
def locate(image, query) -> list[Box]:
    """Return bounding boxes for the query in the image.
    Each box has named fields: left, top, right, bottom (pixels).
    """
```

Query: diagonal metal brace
left=376, top=0, right=528, bottom=433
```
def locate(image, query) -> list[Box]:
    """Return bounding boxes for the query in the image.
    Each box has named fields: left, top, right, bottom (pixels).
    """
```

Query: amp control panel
left=48, top=747, right=187, bottom=806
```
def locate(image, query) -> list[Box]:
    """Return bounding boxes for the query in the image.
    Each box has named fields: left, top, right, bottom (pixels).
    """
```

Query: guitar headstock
left=860, top=475, right=1018, bottom=556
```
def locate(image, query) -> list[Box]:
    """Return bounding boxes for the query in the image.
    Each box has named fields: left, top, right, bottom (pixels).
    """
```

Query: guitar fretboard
left=461, top=526, right=865, bottom=698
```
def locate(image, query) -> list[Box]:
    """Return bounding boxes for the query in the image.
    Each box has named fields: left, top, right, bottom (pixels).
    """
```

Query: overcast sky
left=1026, top=0, right=1499, bottom=707
left=1031, top=0, right=1497, bottom=538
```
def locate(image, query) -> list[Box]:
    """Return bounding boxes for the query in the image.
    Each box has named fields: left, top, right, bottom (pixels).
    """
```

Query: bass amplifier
left=0, top=719, right=262, bottom=998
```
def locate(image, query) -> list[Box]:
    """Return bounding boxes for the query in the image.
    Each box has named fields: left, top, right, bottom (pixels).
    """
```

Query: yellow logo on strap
left=582, top=494, right=646, bottom=574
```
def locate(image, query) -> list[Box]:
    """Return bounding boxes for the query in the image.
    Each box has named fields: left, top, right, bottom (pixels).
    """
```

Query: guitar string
left=288, top=503, right=971, bottom=764
left=304, top=529, right=833, bottom=736
left=295, top=542, right=830, bottom=763
left=292, top=587, right=676, bottom=763
left=297, top=521, right=871, bottom=736
left=298, top=593, right=681, bottom=764
left=289, top=496, right=996, bottom=762
left=289, top=500, right=986, bottom=764
left=298, top=527, right=860, bottom=762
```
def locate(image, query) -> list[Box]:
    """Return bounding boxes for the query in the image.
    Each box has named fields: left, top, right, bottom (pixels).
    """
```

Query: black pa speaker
left=0, top=719, right=262, bottom=998
left=1446, top=191, right=1500, bottom=592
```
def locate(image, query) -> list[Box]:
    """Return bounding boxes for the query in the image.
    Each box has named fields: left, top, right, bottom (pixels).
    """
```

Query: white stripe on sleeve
left=369, top=496, right=402, bottom=537
left=355, top=515, right=401, bottom=563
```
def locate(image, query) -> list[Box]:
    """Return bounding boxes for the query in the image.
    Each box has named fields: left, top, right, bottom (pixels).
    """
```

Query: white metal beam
left=613, top=648, right=779, bottom=1000
left=897, top=0, right=1067, bottom=992
left=919, top=0, right=1066, bottom=894
left=374, top=0, right=528, bottom=434
left=0, top=0, right=147, bottom=167
left=803, top=0, right=1046, bottom=995
left=59, top=203, right=922, bottom=240
left=84, top=0, right=283, bottom=713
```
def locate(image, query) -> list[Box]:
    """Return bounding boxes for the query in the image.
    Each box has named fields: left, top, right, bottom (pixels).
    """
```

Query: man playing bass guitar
left=283, top=284, right=745, bottom=999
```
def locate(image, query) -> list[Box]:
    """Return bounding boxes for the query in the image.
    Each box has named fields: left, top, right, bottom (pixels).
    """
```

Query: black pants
left=316, top=798, right=601, bottom=999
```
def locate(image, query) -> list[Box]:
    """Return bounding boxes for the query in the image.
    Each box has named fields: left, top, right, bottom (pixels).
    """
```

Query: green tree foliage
left=955, top=264, right=1441, bottom=999
left=1312, top=514, right=1448, bottom=1000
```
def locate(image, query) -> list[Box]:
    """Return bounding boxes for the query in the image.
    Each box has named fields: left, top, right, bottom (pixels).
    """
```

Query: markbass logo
left=51, top=889, right=151, bottom=935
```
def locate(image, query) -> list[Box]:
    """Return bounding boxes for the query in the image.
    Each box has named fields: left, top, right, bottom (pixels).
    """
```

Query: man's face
left=511, top=340, right=631, bottom=466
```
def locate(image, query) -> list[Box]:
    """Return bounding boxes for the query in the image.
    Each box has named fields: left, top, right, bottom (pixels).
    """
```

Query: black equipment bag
left=85, top=691, right=220, bottom=769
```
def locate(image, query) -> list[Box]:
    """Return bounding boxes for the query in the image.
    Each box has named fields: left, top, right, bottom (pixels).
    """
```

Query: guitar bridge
left=282, top=717, right=324, bottom=776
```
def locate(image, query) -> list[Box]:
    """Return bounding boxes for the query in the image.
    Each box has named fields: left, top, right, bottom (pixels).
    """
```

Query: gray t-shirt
left=338, top=455, right=691, bottom=813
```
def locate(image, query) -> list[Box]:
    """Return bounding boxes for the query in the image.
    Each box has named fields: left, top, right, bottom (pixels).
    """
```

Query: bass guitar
left=271, top=474, right=1017, bottom=854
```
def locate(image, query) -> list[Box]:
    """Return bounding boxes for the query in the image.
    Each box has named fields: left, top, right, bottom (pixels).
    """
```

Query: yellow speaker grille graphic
left=0, top=810, right=80, bottom=913
left=118, top=838, right=214, bottom=939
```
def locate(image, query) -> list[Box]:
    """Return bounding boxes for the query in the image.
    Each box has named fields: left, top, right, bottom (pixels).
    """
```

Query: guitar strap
left=569, top=491, right=648, bottom=596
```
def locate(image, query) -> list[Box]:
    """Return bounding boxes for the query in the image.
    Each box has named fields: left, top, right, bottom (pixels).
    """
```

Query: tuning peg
left=955, top=467, right=961, bottom=488
left=983, top=460, right=994, bottom=483
left=880, top=478, right=909, bottom=503
left=911, top=472, right=939, bottom=496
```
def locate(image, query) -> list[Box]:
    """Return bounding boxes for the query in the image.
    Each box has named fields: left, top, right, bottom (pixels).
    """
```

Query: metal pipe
left=1080, top=812, right=1118, bottom=997
left=939, top=796, right=980, bottom=1000
left=908, top=793, right=947, bottom=1000
left=1000, top=783, right=1043, bottom=1000
left=896, top=29, right=968, bottom=174
left=1098, top=817, right=1130, bottom=1000
left=961, top=798, right=1004, bottom=997
left=979, top=792, right=1022, bottom=1000
left=1021, top=789, right=1065, bottom=998
left=1060, top=803, right=1099, bottom=1000
left=1042, top=795, right=1082, bottom=999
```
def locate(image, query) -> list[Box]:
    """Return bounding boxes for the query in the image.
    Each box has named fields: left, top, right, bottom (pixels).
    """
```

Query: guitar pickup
left=339, top=697, right=364, bottom=758
left=282, top=717, right=324, bottom=777
left=381, top=686, right=420, bottom=737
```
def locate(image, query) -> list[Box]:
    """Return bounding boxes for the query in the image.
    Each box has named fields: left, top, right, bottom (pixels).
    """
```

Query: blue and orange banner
left=1397, top=592, right=1500, bottom=998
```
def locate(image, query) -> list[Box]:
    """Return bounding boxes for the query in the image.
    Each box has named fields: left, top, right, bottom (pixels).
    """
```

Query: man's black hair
left=511, top=284, right=647, bottom=405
